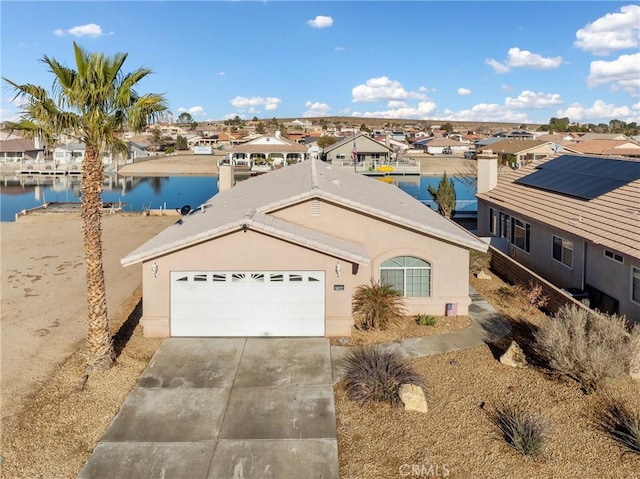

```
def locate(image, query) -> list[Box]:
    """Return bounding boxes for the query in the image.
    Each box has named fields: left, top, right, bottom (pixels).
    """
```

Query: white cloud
left=352, top=76, right=426, bottom=102
left=387, top=101, right=407, bottom=108
left=556, top=99, right=638, bottom=123
left=54, top=23, right=110, bottom=38
left=230, top=96, right=281, bottom=111
left=485, top=58, right=511, bottom=74
left=588, top=52, right=640, bottom=95
left=335, top=46, right=345, bottom=51
left=219, top=72, right=226, bottom=76
left=177, top=106, right=206, bottom=116
left=486, top=47, right=563, bottom=73
left=574, top=5, right=640, bottom=55
left=352, top=100, right=438, bottom=119
left=457, top=88, right=471, bottom=96
left=442, top=103, right=530, bottom=123
left=505, top=90, right=563, bottom=109
left=303, top=101, right=331, bottom=117
left=307, top=15, right=333, bottom=29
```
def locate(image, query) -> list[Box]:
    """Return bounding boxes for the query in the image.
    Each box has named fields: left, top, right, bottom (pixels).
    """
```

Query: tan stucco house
left=476, top=153, right=640, bottom=321
left=122, top=159, right=487, bottom=338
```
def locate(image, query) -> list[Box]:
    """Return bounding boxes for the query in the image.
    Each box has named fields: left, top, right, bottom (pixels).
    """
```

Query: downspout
left=581, top=241, right=587, bottom=290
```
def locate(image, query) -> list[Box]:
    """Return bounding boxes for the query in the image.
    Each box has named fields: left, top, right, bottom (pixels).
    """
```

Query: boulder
left=500, top=341, right=528, bottom=368
left=399, top=384, right=428, bottom=413
left=476, top=270, right=492, bottom=280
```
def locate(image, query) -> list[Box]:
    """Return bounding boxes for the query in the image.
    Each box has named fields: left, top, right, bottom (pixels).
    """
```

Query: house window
left=632, top=267, right=640, bottom=305
left=371, top=153, right=381, bottom=160
left=552, top=236, right=573, bottom=268
left=380, top=256, right=431, bottom=297
left=604, top=250, right=623, bottom=264
left=336, top=154, right=345, bottom=160
left=489, top=208, right=497, bottom=235
left=510, top=217, right=530, bottom=253
left=499, top=212, right=509, bottom=239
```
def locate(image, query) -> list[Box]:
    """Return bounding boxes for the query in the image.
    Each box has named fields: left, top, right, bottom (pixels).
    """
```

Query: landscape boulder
left=399, top=384, right=428, bottom=413
left=476, top=270, right=491, bottom=280
left=500, top=341, right=528, bottom=368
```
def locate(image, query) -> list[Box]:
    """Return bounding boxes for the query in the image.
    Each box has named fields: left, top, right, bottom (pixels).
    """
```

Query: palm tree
left=4, top=42, right=167, bottom=376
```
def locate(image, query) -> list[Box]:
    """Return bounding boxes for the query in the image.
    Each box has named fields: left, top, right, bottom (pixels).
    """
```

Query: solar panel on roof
left=515, top=155, right=640, bottom=200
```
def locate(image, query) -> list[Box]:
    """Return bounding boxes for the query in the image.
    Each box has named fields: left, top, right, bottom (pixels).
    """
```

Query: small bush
left=521, top=280, right=550, bottom=313
left=534, top=304, right=639, bottom=392
left=352, top=279, right=407, bottom=330
left=415, top=314, right=437, bottom=326
left=496, top=285, right=518, bottom=300
left=594, top=396, right=640, bottom=456
left=342, top=346, right=426, bottom=407
left=487, top=403, right=548, bottom=456
left=469, top=249, right=492, bottom=274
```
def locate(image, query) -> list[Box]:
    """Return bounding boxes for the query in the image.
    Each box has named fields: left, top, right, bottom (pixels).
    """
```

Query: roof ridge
left=311, top=158, right=320, bottom=189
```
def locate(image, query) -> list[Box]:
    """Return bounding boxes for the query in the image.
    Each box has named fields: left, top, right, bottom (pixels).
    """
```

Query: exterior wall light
left=335, top=261, right=342, bottom=278
left=151, top=262, right=159, bottom=278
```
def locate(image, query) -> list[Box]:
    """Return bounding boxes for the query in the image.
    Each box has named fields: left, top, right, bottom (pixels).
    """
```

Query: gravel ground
left=334, top=274, right=640, bottom=479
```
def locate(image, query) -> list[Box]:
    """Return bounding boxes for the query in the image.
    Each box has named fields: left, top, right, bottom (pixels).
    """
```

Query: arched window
left=380, top=256, right=431, bottom=297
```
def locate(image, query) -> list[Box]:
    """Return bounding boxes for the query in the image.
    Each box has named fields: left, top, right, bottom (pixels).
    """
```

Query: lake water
left=0, top=174, right=476, bottom=222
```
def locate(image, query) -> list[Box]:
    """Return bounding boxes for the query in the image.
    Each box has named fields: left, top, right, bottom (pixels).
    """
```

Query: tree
left=4, top=42, right=167, bottom=377
left=177, top=112, right=194, bottom=124
left=176, top=135, right=188, bottom=150
left=427, top=172, right=456, bottom=219
left=316, top=135, right=339, bottom=148
left=441, top=122, right=454, bottom=132
left=256, top=122, right=266, bottom=134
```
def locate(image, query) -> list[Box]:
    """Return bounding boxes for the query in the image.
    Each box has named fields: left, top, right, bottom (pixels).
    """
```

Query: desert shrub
left=342, top=346, right=426, bottom=407
left=415, top=314, right=437, bottom=326
left=594, top=396, right=640, bottom=456
left=521, top=280, right=550, bottom=313
left=487, top=402, right=548, bottom=456
left=469, top=249, right=492, bottom=274
left=534, top=304, right=639, bottom=392
left=352, top=279, right=407, bottom=330
left=496, top=285, right=519, bottom=300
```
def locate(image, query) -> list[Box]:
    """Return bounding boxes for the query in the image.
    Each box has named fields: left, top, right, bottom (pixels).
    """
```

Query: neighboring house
left=121, top=159, right=488, bottom=338
left=477, top=139, right=557, bottom=165
left=416, top=136, right=469, bottom=155
left=0, top=139, right=44, bottom=163
left=476, top=154, right=640, bottom=321
left=126, top=141, right=149, bottom=162
left=225, top=132, right=307, bottom=167
left=53, top=142, right=118, bottom=166
left=566, top=139, right=640, bottom=158
left=323, top=133, right=394, bottom=164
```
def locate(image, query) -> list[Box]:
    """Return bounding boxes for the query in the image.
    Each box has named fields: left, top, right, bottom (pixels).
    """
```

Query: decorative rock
left=399, top=384, right=428, bottom=413
left=476, top=270, right=492, bottom=280
left=630, top=335, right=640, bottom=380
left=500, top=341, right=528, bottom=368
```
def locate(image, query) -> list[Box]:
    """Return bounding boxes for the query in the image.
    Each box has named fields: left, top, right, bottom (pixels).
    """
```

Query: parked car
left=464, top=151, right=476, bottom=159
left=442, top=147, right=452, bottom=155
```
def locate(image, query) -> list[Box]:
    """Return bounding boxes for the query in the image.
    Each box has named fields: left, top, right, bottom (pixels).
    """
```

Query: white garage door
left=170, top=271, right=325, bottom=337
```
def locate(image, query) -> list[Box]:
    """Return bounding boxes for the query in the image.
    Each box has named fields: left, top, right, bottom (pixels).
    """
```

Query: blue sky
left=1, top=1, right=638, bottom=125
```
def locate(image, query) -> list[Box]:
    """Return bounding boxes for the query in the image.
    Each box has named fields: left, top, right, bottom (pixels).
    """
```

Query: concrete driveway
left=78, top=338, right=339, bottom=479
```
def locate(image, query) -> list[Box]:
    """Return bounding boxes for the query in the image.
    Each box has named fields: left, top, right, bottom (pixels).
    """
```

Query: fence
left=488, top=245, right=592, bottom=315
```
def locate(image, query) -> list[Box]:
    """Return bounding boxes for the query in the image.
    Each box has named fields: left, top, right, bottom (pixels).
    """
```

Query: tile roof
left=0, top=139, right=40, bottom=152
left=122, top=159, right=487, bottom=266
left=568, top=139, right=640, bottom=156
left=477, top=154, right=640, bottom=259
left=479, top=139, right=549, bottom=154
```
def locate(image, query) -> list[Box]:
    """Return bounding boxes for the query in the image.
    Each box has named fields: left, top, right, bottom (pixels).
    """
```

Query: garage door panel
left=170, top=271, right=325, bottom=337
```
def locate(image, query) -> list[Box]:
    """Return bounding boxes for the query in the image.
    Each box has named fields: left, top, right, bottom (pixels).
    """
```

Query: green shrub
left=487, top=402, right=548, bottom=456
left=534, top=304, right=639, bottom=393
left=469, top=249, right=492, bottom=274
left=352, top=279, right=407, bottom=330
left=415, top=314, right=437, bottom=326
left=342, top=346, right=426, bottom=407
left=594, top=397, right=640, bottom=456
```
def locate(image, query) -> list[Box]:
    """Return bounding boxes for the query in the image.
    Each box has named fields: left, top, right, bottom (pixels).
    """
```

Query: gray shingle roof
left=121, top=159, right=487, bottom=266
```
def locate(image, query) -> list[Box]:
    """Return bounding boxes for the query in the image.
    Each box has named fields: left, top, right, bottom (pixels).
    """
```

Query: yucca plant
left=352, top=279, right=406, bottom=330
left=342, top=346, right=426, bottom=407
left=487, top=402, right=548, bottom=456
left=594, top=396, right=640, bottom=456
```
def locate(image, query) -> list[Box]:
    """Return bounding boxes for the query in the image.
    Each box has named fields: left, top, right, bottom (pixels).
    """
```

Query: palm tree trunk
left=81, top=143, right=114, bottom=373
